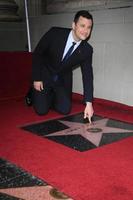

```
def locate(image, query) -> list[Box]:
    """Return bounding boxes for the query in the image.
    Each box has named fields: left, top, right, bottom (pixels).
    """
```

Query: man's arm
left=80, top=46, right=94, bottom=122
left=32, top=27, right=54, bottom=82
left=80, top=47, right=93, bottom=102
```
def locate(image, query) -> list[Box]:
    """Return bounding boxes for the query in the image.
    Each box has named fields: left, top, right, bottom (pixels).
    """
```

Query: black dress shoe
left=25, top=95, right=32, bottom=106
left=25, top=88, right=33, bottom=106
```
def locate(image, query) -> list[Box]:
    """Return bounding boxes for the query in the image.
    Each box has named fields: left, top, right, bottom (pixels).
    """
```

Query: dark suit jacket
left=32, top=27, right=93, bottom=102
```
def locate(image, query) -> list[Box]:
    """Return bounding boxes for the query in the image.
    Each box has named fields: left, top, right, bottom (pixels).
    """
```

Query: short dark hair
left=74, top=10, right=93, bottom=24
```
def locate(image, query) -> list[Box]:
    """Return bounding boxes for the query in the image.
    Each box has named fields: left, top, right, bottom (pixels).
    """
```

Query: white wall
left=90, top=7, right=133, bottom=106
left=30, top=7, right=133, bottom=106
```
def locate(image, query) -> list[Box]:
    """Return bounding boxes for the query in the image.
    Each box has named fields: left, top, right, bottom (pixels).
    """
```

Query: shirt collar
left=69, top=30, right=81, bottom=46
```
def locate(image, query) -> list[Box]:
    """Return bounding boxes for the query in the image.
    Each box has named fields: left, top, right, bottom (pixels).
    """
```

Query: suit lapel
left=62, top=41, right=83, bottom=63
left=71, top=42, right=82, bottom=58
left=57, top=29, right=70, bottom=62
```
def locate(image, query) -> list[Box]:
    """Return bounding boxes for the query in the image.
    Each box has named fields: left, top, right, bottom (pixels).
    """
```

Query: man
left=29, top=10, right=94, bottom=123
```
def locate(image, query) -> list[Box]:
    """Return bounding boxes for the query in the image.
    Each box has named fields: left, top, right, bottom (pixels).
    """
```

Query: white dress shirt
left=62, top=31, right=81, bottom=60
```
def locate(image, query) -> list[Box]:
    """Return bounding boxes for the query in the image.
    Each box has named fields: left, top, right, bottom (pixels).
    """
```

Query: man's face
left=72, top=16, right=93, bottom=41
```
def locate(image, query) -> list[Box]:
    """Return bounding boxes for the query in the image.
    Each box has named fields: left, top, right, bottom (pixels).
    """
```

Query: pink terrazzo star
left=0, top=186, right=72, bottom=200
left=46, top=119, right=133, bottom=146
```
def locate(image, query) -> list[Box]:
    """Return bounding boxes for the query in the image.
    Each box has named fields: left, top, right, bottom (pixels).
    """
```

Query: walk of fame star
left=0, top=158, right=72, bottom=200
left=45, top=118, right=133, bottom=147
left=0, top=186, right=72, bottom=200
left=22, top=114, right=133, bottom=152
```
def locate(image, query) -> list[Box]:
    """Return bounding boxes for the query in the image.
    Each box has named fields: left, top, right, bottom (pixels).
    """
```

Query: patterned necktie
left=63, top=42, right=76, bottom=61
left=53, top=42, right=76, bottom=82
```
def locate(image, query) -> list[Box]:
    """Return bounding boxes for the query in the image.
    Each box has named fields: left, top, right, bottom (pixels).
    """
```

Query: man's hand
left=84, top=102, right=94, bottom=124
left=33, top=81, right=43, bottom=91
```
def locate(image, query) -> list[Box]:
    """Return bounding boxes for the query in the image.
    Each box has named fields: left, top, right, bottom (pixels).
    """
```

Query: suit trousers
left=32, top=84, right=72, bottom=115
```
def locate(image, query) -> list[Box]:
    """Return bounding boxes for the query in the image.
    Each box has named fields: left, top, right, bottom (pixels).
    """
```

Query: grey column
left=0, top=0, right=21, bottom=21
left=28, top=0, right=42, bottom=16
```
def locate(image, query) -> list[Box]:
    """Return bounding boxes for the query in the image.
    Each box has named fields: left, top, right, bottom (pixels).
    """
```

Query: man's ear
left=72, top=22, right=75, bottom=30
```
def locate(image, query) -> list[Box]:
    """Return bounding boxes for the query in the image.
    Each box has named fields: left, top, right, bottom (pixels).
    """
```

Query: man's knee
left=32, top=89, right=52, bottom=115
left=33, top=105, right=49, bottom=116
left=55, top=104, right=71, bottom=115
left=60, top=109, right=71, bottom=115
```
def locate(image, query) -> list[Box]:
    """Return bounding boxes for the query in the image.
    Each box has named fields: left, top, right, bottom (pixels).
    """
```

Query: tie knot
left=72, top=42, right=76, bottom=46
